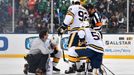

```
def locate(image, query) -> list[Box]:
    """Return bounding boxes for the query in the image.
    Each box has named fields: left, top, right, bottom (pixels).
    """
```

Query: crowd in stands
left=0, top=0, right=133, bottom=34
left=93, top=0, right=127, bottom=33
left=129, top=0, right=134, bottom=32
left=0, top=0, right=12, bottom=33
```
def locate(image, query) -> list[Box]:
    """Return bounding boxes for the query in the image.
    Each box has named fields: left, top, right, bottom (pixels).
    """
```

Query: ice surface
left=0, top=58, right=134, bottom=75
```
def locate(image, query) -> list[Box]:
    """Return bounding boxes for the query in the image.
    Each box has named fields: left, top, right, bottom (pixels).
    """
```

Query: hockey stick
left=85, top=62, right=89, bottom=75
left=60, top=34, right=69, bottom=63
left=100, top=64, right=108, bottom=75
left=102, top=64, right=115, bottom=75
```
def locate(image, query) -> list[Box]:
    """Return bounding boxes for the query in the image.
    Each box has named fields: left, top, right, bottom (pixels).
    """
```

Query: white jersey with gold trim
left=78, top=27, right=104, bottom=53
left=63, top=5, right=89, bottom=32
left=86, top=28, right=104, bottom=53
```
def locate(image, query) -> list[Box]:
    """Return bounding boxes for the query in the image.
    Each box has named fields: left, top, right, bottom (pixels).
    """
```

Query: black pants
left=25, top=53, right=49, bottom=73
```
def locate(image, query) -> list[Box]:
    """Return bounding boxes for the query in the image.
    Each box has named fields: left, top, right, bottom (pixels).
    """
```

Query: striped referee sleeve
left=93, top=12, right=102, bottom=26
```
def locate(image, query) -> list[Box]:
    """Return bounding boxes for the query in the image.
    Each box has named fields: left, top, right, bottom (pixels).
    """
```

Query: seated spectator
left=15, top=20, right=27, bottom=33
left=0, top=25, right=4, bottom=33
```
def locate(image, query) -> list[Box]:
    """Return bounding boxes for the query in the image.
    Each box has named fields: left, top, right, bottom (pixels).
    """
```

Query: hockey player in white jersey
left=64, top=3, right=105, bottom=75
left=76, top=21, right=104, bottom=75
left=78, top=4, right=105, bottom=75
left=57, top=0, right=89, bottom=74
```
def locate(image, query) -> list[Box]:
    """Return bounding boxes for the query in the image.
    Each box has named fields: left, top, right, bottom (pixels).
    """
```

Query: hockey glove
left=79, top=38, right=85, bottom=43
left=50, top=42, right=56, bottom=49
left=57, top=25, right=67, bottom=36
left=50, top=49, right=58, bottom=57
left=78, top=38, right=86, bottom=46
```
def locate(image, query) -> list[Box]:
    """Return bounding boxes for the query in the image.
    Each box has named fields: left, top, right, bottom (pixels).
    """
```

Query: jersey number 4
left=78, top=11, right=88, bottom=21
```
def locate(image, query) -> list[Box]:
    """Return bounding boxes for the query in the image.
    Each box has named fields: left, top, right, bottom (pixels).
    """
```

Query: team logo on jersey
left=25, top=36, right=38, bottom=50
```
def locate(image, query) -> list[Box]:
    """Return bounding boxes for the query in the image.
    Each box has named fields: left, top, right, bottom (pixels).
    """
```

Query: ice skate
left=53, top=66, right=60, bottom=72
left=65, top=64, right=76, bottom=74
left=23, top=64, right=28, bottom=75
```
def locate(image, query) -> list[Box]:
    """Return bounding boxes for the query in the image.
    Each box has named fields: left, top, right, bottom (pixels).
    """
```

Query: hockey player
left=83, top=4, right=105, bottom=74
left=75, top=21, right=104, bottom=75
left=57, top=0, right=89, bottom=74
left=72, top=4, right=104, bottom=75
left=50, top=36, right=62, bottom=72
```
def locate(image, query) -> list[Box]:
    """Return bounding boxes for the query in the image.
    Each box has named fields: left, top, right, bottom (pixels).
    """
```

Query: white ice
left=0, top=58, right=134, bottom=75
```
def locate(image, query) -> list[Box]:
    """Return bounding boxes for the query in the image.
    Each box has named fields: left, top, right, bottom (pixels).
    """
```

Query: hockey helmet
left=50, top=35, right=59, bottom=45
left=80, top=0, right=89, bottom=5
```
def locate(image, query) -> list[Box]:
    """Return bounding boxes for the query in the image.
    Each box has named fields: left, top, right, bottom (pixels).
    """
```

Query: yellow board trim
left=1, top=54, right=134, bottom=59
left=65, top=55, right=134, bottom=59
left=103, top=55, right=134, bottom=59
left=0, top=54, right=26, bottom=58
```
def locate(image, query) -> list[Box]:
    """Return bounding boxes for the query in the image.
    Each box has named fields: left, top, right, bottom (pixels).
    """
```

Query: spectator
left=0, top=25, right=4, bottom=33
left=101, top=15, right=108, bottom=32
left=36, top=23, right=43, bottom=33
left=107, top=15, right=119, bottom=33
left=36, top=0, right=47, bottom=16
left=15, top=20, right=27, bottom=33
left=27, top=0, right=36, bottom=14
left=118, top=12, right=125, bottom=30
left=129, top=0, right=134, bottom=32
left=7, top=3, right=12, bottom=21
left=54, top=13, right=59, bottom=33
left=0, top=0, right=129, bottom=33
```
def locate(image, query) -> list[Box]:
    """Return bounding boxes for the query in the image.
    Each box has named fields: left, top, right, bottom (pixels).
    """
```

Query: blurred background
left=0, top=0, right=133, bottom=34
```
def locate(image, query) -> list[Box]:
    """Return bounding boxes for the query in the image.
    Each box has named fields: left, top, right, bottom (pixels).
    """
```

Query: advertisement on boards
left=103, top=35, right=134, bottom=55
left=0, top=37, right=8, bottom=51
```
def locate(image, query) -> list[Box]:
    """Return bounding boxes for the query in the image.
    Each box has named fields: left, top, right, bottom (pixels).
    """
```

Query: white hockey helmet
left=50, top=35, right=59, bottom=45
left=78, top=30, right=85, bottom=39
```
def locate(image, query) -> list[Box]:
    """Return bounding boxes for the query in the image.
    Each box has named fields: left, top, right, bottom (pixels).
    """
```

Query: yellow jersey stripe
left=88, top=44, right=104, bottom=51
left=75, top=47, right=87, bottom=50
left=68, top=32, right=76, bottom=48
left=67, top=10, right=74, bottom=17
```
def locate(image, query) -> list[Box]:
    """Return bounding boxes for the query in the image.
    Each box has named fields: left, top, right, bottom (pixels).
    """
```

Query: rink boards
left=0, top=34, right=134, bottom=59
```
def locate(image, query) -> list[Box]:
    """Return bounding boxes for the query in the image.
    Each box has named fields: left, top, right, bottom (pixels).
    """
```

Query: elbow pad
left=63, top=15, right=73, bottom=25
